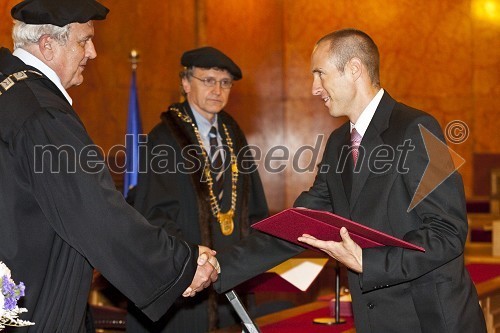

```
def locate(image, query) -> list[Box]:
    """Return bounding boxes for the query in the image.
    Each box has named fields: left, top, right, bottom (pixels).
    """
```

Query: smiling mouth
left=322, top=96, right=330, bottom=102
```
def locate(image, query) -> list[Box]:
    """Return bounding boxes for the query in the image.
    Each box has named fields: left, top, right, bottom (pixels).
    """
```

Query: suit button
left=367, top=302, right=375, bottom=309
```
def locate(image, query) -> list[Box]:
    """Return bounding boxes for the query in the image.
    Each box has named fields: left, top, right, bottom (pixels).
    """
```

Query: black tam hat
left=11, top=0, right=109, bottom=27
left=181, top=46, right=242, bottom=80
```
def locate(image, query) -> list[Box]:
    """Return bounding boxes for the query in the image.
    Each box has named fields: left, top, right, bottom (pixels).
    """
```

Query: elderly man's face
left=182, top=68, right=232, bottom=122
left=51, top=21, right=97, bottom=89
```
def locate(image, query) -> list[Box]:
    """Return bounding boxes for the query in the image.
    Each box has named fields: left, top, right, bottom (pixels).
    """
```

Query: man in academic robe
left=0, top=1, right=217, bottom=332
left=126, top=46, right=304, bottom=332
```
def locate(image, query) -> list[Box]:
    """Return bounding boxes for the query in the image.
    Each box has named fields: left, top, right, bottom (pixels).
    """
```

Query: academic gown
left=0, top=48, right=199, bottom=333
left=126, top=102, right=271, bottom=332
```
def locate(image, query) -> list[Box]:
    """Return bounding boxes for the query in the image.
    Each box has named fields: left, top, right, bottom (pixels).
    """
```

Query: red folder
left=252, top=208, right=425, bottom=252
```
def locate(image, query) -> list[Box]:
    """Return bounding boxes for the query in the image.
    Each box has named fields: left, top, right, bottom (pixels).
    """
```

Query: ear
left=38, top=35, right=54, bottom=61
left=348, top=57, right=362, bottom=82
left=181, top=77, right=191, bottom=94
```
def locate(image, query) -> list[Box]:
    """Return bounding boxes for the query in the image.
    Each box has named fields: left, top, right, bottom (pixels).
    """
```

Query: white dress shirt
left=350, top=88, right=384, bottom=136
left=13, top=48, right=73, bottom=105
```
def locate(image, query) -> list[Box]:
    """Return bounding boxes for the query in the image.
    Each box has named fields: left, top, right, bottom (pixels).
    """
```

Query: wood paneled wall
left=1, top=0, right=499, bottom=212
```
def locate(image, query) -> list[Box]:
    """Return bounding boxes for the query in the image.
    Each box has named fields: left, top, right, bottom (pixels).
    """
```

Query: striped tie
left=351, top=127, right=362, bottom=166
left=209, top=126, right=224, bottom=202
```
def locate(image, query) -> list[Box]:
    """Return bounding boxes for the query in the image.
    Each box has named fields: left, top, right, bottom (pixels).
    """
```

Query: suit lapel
left=349, top=92, right=396, bottom=211
left=349, top=125, right=384, bottom=210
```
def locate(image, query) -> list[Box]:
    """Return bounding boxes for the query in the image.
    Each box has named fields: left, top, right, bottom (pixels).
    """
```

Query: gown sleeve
left=19, top=106, right=199, bottom=321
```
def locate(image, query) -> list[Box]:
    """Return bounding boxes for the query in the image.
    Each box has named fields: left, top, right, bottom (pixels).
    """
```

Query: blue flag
left=123, top=70, right=143, bottom=198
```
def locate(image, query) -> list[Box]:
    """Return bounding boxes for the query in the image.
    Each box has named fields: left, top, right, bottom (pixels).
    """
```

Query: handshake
left=182, top=245, right=220, bottom=297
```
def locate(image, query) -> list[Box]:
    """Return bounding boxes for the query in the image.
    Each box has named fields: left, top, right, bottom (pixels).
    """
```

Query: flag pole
left=123, top=50, right=142, bottom=198
left=129, top=49, right=139, bottom=71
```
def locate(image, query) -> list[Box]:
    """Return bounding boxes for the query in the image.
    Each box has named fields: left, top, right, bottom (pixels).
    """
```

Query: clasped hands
left=182, top=245, right=221, bottom=297
left=298, top=227, right=363, bottom=273
left=182, top=227, right=363, bottom=297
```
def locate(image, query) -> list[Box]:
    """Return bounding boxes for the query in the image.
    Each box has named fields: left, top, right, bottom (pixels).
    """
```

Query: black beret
left=11, top=0, right=109, bottom=27
left=181, top=46, right=242, bottom=80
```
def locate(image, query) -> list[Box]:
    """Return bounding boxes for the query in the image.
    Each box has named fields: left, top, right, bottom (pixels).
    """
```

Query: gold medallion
left=218, top=210, right=234, bottom=235
left=173, top=108, right=238, bottom=237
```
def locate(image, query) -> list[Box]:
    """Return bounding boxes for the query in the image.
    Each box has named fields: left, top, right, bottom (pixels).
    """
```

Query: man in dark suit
left=295, top=28, right=487, bottom=332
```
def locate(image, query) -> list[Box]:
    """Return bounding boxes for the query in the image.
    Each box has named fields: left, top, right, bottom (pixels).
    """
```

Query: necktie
left=209, top=126, right=224, bottom=202
left=351, top=128, right=362, bottom=166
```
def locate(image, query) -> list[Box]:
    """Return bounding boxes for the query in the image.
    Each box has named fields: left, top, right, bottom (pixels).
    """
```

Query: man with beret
left=126, top=46, right=303, bottom=332
left=0, top=1, right=219, bottom=332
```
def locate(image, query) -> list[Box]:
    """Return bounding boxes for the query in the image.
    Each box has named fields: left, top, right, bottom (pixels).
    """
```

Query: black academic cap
left=181, top=46, right=242, bottom=80
left=11, top=0, right=109, bottom=27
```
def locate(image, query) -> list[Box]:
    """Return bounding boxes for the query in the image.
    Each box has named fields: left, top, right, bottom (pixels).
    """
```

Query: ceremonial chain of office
left=172, top=106, right=238, bottom=235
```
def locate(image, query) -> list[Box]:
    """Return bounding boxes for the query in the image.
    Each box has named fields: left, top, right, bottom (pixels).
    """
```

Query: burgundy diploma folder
left=251, top=208, right=425, bottom=252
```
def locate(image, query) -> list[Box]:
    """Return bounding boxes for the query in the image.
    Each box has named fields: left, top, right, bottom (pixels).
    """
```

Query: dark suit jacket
left=294, top=91, right=486, bottom=333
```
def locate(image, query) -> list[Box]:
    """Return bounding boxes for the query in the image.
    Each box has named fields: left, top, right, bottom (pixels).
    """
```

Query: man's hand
left=182, top=246, right=219, bottom=297
left=196, top=245, right=221, bottom=273
left=298, top=227, right=363, bottom=273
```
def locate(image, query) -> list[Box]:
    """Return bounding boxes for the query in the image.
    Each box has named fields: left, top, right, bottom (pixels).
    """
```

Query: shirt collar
left=190, top=104, right=219, bottom=138
left=350, top=88, right=384, bottom=136
left=13, top=48, right=73, bottom=105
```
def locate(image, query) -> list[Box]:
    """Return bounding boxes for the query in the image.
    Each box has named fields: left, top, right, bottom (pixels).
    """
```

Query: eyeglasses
left=190, top=74, right=233, bottom=89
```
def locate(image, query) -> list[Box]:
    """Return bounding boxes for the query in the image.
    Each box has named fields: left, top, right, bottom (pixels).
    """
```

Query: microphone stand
left=313, top=260, right=346, bottom=325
